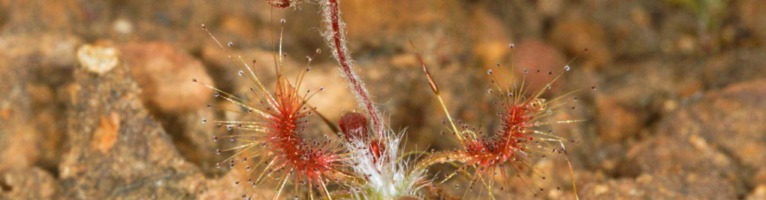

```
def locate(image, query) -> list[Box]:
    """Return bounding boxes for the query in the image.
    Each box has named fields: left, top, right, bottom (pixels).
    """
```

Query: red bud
left=369, top=139, right=385, bottom=163
left=265, top=0, right=290, bottom=8
left=339, top=112, right=368, bottom=142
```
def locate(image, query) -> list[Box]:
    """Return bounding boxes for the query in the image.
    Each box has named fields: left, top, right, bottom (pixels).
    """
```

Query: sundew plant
left=197, top=0, right=588, bottom=199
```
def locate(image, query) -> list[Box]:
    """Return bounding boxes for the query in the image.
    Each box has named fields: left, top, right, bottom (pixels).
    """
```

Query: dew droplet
left=201, top=118, right=207, bottom=124
left=487, top=69, right=493, bottom=75
left=227, top=42, right=234, bottom=47
left=488, top=89, right=493, bottom=94
left=564, top=65, right=571, bottom=71
left=238, top=70, right=244, bottom=76
left=280, top=19, right=286, bottom=24
left=508, top=43, right=515, bottom=48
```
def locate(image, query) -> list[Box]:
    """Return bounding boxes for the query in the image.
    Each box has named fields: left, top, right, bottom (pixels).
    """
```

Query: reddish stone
left=120, top=42, right=213, bottom=114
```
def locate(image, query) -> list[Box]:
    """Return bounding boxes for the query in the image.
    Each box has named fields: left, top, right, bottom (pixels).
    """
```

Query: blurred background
left=0, top=0, right=764, bottom=199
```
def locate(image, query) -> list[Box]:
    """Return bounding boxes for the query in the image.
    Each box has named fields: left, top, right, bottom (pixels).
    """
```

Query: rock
left=635, top=172, right=739, bottom=199
left=537, top=0, right=563, bottom=17
left=115, top=43, right=224, bottom=175
left=469, top=7, right=512, bottom=66
left=625, top=133, right=739, bottom=183
left=0, top=168, right=59, bottom=199
left=594, top=94, right=641, bottom=142
left=0, top=33, right=82, bottom=71
left=0, top=56, right=39, bottom=174
left=218, top=15, right=259, bottom=44
left=0, top=0, right=84, bottom=33
left=580, top=173, right=740, bottom=199
left=0, top=116, right=40, bottom=174
left=23, top=83, right=65, bottom=170
left=197, top=170, right=247, bottom=199
left=91, top=112, right=120, bottom=154
left=339, top=0, right=466, bottom=52
left=579, top=178, right=642, bottom=199
left=487, top=1, right=546, bottom=38
left=667, top=80, right=766, bottom=183
left=756, top=169, right=766, bottom=190
left=60, top=56, right=204, bottom=198
left=748, top=185, right=766, bottom=200
left=0, top=33, right=82, bottom=176
left=77, top=42, right=120, bottom=75
left=620, top=80, right=766, bottom=198
left=580, top=1, right=663, bottom=58
left=549, top=17, right=612, bottom=69
left=702, top=48, right=766, bottom=89
left=623, top=131, right=741, bottom=196
left=593, top=59, right=702, bottom=125
left=298, top=63, right=357, bottom=119
left=738, top=0, right=766, bottom=41
left=200, top=46, right=280, bottom=93
left=165, top=108, right=221, bottom=175
left=511, top=39, right=567, bottom=94
left=120, top=42, right=214, bottom=114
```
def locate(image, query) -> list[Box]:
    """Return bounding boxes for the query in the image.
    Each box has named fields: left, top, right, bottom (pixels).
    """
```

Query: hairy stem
left=414, top=151, right=471, bottom=173
left=321, top=0, right=383, bottom=138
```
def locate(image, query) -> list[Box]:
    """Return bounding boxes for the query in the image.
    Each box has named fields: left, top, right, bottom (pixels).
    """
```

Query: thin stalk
left=321, top=0, right=383, bottom=138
